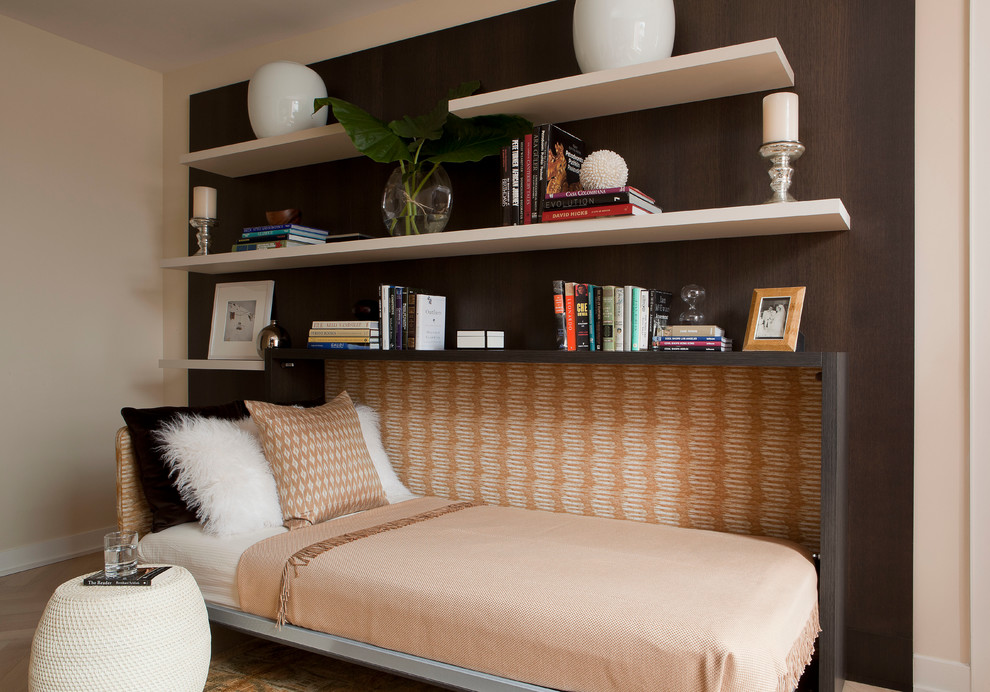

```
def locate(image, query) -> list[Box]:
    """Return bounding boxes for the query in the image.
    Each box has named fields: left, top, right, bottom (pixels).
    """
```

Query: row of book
left=377, top=285, right=446, bottom=351
left=307, top=320, right=381, bottom=350
left=501, top=123, right=585, bottom=226
left=553, top=281, right=673, bottom=352
left=233, top=223, right=371, bottom=252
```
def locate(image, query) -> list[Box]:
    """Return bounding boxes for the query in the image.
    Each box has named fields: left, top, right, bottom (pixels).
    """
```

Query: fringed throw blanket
left=237, top=497, right=819, bottom=692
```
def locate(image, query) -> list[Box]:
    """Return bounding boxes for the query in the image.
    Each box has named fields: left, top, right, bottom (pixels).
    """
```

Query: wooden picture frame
left=208, top=280, right=275, bottom=359
left=742, top=286, right=806, bottom=352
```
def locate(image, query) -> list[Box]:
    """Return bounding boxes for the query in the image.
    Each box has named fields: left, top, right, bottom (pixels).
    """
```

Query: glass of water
left=104, top=530, right=139, bottom=578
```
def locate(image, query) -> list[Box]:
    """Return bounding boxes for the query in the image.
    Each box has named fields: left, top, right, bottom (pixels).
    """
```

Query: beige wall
left=915, top=0, right=972, bottom=674
left=0, top=16, right=163, bottom=560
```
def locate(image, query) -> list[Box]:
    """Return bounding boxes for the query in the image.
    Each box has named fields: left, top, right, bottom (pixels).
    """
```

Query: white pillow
left=353, top=403, right=418, bottom=504
left=154, top=415, right=283, bottom=536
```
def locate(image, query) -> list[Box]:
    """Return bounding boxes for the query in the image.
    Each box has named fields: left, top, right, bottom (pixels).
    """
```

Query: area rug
left=205, top=636, right=445, bottom=692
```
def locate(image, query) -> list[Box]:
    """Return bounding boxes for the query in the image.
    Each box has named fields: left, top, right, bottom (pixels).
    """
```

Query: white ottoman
left=29, top=565, right=211, bottom=692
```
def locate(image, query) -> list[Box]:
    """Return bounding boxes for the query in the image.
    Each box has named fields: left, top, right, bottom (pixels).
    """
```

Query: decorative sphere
left=257, top=320, right=290, bottom=358
left=248, top=61, right=328, bottom=139
left=579, top=149, right=629, bottom=190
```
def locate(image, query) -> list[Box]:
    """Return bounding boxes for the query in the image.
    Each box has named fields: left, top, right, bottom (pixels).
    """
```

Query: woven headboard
left=116, top=426, right=153, bottom=536
left=326, top=360, right=822, bottom=553
left=116, top=361, right=823, bottom=551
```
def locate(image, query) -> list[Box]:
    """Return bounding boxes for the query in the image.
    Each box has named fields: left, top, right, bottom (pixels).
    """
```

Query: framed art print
left=208, top=280, right=275, bottom=359
left=742, top=286, right=806, bottom=352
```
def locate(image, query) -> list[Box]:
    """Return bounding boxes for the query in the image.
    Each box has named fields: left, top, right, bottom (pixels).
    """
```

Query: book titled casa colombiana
left=415, top=295, right=446, bottom=350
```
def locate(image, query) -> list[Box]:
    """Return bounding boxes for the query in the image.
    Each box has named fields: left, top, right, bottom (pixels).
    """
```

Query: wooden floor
left=2, top=553, right=899, bottom=692
left=0, top=552, right=104, bottom=691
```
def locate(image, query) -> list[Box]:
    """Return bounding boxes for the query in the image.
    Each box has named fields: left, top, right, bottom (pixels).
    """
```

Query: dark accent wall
left=185, top=2, right=914, bottom=688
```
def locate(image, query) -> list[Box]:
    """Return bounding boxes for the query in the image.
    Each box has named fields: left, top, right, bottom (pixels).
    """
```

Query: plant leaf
left=387, top=80, right=480, bottom=141
left=422, top=113, right=533, bottom=164
left=314, top=97, right=410, bottom=163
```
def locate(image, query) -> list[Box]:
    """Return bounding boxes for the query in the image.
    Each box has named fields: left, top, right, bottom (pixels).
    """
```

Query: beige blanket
left=238, top=497, right=819, bottom=692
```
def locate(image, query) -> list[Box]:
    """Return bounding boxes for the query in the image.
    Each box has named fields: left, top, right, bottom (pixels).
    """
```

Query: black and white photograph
left=208, top=280, right=275, bottom=359
left=754, top=296, right=791, bottom=339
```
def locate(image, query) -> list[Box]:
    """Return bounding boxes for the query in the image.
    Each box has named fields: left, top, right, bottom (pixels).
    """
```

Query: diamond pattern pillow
left=245, top=393, right=387, bottom=529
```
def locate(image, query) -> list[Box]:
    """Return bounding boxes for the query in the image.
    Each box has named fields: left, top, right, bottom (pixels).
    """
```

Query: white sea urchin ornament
left=579, top=149, right=629, bottom=190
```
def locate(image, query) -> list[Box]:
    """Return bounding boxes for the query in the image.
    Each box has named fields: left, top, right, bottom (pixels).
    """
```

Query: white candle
left=762, top=92, right=799, bottom=143
left=192, top=186, right=217, bottom=218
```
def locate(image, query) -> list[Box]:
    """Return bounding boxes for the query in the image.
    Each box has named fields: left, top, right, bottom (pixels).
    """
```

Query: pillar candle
left=192, top=186, right=217, bottom=218
left=762, top=92, right=799, bottom=143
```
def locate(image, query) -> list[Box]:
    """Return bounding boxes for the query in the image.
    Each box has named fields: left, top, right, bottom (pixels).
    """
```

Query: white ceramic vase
left=572, top=0, right=675, bottom=73
left=247, top=61, right=328, bottom=139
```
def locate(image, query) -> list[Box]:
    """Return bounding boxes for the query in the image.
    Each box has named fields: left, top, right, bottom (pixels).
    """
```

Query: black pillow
left=120, top=401, right=250, bottom=532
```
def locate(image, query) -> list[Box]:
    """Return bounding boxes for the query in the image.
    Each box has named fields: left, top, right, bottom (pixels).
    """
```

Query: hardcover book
left=537, top=125, right=585, bottom=220
left=661, top=325, right=725, bottom=337
left=311, top=320, right=380, bottom=329
left=552, top=280, right=567, bottom=350
left=232, top=240, right=308, bottom=251
left=241, top=223, right=329, bottom=235
left=564, top=282, right=577, bottom=351
left=545, top=186, right=656, bottom=203
left=541, top=203, right=654, bottom=223
left=307, top=342, right=382, bottom=350
left=543, top=192, right=661, bottom=214
left=648, top=289, right=674, bottom=350
left=573, top=283, right=591, bottom=351
left=614, top=286, right=625, bottom=352
left=602, top=286, right=616, bottom=351
left=415, top=295, right=446, bottom=350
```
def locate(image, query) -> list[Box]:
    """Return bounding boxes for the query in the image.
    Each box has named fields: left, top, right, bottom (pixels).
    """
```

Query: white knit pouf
left=28, top=565, right=211, bottom=692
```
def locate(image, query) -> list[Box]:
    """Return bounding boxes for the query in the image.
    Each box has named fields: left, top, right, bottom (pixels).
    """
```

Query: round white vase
left=247, top=61, right=328, bottom=139
left=572, top=0, right=675, bottom=73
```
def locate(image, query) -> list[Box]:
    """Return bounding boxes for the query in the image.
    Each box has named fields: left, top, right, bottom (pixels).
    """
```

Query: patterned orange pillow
left=245, top=393, right=387, bottom=529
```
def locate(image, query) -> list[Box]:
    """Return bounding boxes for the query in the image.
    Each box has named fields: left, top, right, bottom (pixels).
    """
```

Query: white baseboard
left=914, top=654, right=971, bottom=692
left=0, top=526, right=113, bottom=577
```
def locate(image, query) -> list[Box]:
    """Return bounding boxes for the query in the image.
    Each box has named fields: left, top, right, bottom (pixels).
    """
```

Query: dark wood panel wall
left=185, top=2, right=914, bottom=688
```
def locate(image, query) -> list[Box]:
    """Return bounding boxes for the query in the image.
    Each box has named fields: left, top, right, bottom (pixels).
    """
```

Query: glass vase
left=381, top=163, right=452, bottom=235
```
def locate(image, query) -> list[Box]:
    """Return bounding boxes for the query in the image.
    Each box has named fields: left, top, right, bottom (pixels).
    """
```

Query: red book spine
left=541, top=203, right=649, bottom=223
left=564, top=282, right=577, bottom=351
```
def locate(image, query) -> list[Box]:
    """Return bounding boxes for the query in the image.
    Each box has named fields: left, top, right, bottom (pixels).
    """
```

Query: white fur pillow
left=154, top=414, right=283, bottom=536
left=353, top=403, right=417, bottom=504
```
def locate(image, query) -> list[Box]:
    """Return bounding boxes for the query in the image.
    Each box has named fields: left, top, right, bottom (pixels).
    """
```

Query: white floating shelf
left=180, top=39, right=793, bottom=179
left=161, top=199, right=849, bottom=274
left=179, top=124, right=359, bottom=178
left=159, top=359, right=265, bottom=371
left=450, top=38, right=793, bottom=122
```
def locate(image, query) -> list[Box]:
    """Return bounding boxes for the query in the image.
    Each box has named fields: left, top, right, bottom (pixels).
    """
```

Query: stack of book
left=233, top=223, right=330, bottom=251
left=501, top=124, right=586, bottom=226
left=307, top=320, right=380, bottom=350
left=655, top=325, right=732, bottom=352
left=541, top=186, right=662, bottom=223
left=553, top=281, right=672, bottom=352
left=378, top=285, right=446, bottom=351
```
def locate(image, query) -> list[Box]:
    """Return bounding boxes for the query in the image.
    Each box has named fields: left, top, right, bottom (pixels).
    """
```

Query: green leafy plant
left=315, top=81, right=532, bottom=234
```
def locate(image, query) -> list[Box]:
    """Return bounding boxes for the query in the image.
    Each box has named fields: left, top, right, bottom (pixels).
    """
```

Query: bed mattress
left=238, top=496, right=820, bottom=692
left=138, top=522, right=285, bottom=608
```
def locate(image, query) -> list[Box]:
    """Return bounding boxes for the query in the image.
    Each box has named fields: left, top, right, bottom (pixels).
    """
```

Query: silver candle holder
left=759, top=140, right=805, bottom=204
left=189, top=217, right=218, bottom=255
